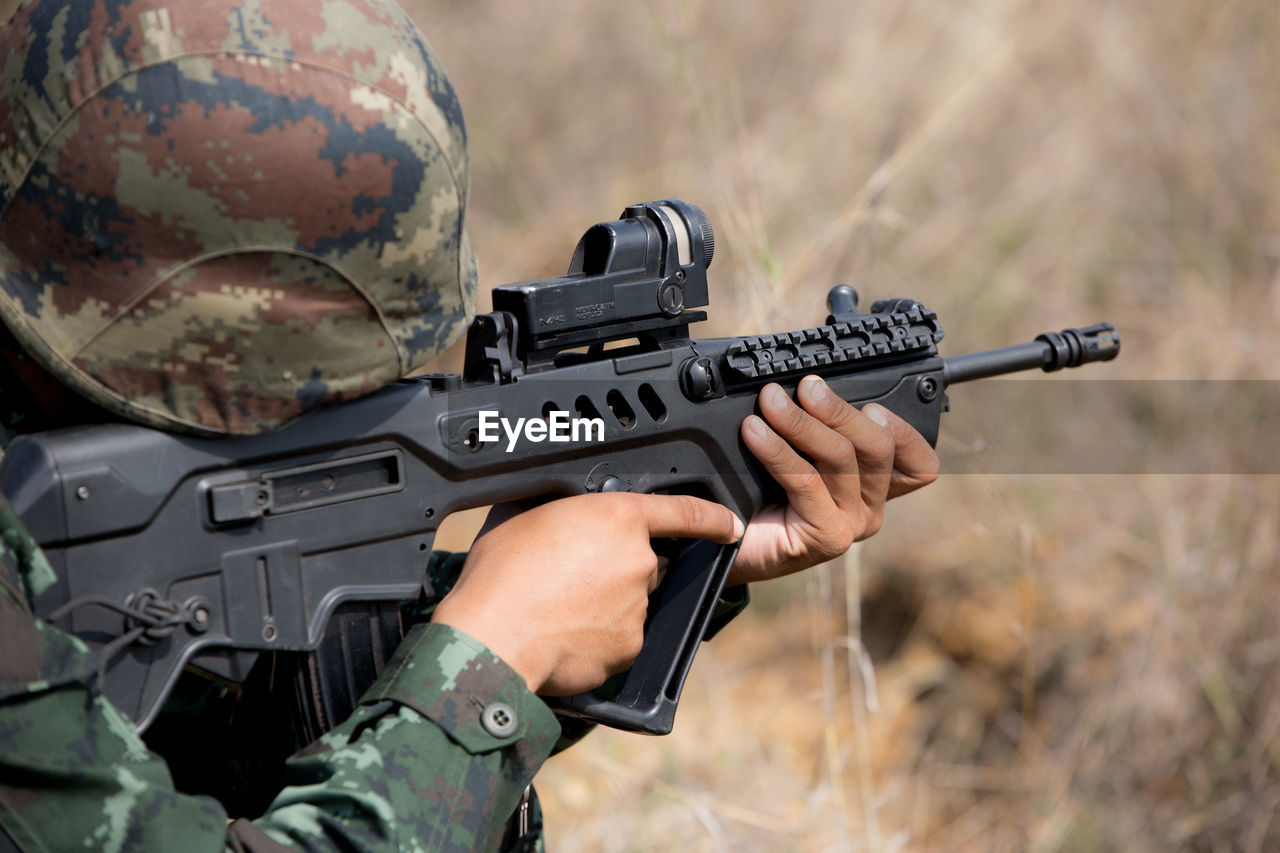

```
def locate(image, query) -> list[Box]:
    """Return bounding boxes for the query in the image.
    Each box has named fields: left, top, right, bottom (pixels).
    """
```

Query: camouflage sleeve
left=0, top=501, right=560, bottom=852
left=247, top=623, right=559, bottom=851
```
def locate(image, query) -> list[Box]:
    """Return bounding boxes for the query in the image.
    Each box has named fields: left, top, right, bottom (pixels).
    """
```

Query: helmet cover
left=0, top=0, right=476, bottom=434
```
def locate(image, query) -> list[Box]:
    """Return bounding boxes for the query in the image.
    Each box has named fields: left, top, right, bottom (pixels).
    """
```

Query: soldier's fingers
left=863, top=404, right=942, bottom=499
left=756, top=381, right=866, bottom=508
left=793, top=377, right=896, bottom=509
left=756, top=383, right=854, bottom=465
left=741, top=412, right=845, bottom=529
left=634, top=493, right=745, bottom=544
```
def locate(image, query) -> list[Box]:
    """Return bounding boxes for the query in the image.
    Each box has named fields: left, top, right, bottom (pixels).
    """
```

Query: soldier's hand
left=730, top=376, right=939, bottom=585
left=431, top=492, right=743, bottom=695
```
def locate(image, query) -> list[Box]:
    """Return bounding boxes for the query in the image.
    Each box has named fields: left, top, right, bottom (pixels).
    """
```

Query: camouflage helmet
left=0, top=0, right=476, bottom=434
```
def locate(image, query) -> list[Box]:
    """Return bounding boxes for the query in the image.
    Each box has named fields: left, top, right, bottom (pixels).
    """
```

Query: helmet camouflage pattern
left=0, top=0, right=476, bottom=434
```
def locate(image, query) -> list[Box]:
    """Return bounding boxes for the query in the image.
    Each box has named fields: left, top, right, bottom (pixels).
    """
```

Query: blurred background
left=404, top=0, right=1280, bottom=850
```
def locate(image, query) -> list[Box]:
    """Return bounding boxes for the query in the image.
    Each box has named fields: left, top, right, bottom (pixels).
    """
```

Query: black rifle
left=0, top=200, right=1119, bottom=736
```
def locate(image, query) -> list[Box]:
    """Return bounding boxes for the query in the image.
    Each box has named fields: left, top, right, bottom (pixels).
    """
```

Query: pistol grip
left=546, top=538, right=740, bottom=734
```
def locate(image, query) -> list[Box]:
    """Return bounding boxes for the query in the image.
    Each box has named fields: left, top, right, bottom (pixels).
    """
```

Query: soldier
left=0, top=0, right=939, bottom=850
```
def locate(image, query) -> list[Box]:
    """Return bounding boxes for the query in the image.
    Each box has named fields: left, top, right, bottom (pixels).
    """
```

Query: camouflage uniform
left=0, top=492, right=560, bottom=851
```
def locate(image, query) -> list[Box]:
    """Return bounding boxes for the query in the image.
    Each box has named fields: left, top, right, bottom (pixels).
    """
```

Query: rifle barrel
left=943, top=323, right=1120, bottom=386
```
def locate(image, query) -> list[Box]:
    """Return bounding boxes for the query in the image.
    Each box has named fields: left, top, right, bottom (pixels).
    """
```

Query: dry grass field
left=406, top=1, right=1280, bottom=850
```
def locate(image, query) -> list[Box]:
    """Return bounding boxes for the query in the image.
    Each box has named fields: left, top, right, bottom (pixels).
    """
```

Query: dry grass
left=403, top=0, right=1280, bottom=850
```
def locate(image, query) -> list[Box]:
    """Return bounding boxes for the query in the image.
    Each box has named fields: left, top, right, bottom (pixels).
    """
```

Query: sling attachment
left=48, top=591, right=210, bottom=696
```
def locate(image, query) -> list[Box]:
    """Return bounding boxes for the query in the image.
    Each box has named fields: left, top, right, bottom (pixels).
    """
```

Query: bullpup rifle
left=0, top=200, right=1119, bottom=735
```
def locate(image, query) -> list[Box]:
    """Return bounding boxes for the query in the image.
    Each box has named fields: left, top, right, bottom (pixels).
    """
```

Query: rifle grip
left=545, top=538, right=740, bottom=734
